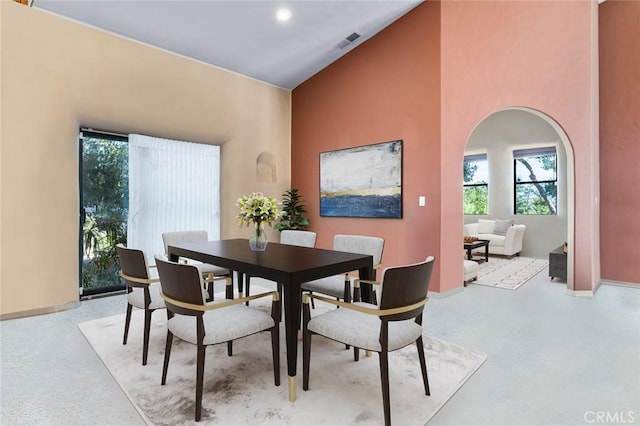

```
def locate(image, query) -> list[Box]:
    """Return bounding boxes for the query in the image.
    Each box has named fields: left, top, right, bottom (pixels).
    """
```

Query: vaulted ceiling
left=32, top=0, right=422, bottom=89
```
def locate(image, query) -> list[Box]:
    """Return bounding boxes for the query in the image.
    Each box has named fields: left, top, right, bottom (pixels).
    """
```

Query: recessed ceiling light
left=276, top=8, right=292, bottom=22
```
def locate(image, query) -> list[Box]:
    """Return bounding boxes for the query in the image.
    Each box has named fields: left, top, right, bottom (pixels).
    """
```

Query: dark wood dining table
left=167, top=238, right=374, bottom=401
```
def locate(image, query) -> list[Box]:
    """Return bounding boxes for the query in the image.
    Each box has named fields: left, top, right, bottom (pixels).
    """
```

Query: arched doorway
left=463, top=107, right=575, bottom=291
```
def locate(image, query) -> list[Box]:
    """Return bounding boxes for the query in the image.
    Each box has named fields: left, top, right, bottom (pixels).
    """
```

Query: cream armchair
left=464, top=219, right=526, bottom=257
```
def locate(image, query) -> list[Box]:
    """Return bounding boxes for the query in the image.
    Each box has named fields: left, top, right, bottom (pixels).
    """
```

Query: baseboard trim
left=600, top=279, right=640, bottom=289
left=565, top=289, right=594, bottom=298
left=0, top=300, right=80, bottom=321
left=428, top=286, right=465, bottom=299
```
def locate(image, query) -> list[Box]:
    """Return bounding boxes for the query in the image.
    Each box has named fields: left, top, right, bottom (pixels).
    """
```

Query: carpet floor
left=79, top=302, right=487, bottom=426
left=474, top=256, right=549, bottom=290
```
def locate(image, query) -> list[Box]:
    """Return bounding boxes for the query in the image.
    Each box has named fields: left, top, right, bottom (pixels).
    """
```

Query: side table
left=549, top=244, right=567, bottom=281
left=464, top=239, right=490, bottom=263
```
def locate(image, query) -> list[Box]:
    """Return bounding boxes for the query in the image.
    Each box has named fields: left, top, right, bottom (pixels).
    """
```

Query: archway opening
left=463, top=107, right=575, bottom=291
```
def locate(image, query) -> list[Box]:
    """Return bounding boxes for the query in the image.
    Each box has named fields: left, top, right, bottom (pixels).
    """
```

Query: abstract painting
left=320, top=140, right=402, bottom=218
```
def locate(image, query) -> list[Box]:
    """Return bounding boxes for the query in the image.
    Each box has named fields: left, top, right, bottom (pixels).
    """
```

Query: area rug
left=79, top=305, right=487, bottom=426
left=474, top=256, right=548, bottom=290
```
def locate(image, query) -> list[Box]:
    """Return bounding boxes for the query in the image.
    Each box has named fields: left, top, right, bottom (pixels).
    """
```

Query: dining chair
left=155, top=256, right=281, bottom=422
left=279, top=230, right=317, bottom=247
left=244, top=230, right=317, bottom=297
left=302, top=256, right=435, bottom=426
left=301, top=234, right=384, bottom=305
left=116, top=244, right=166, bottom=366
left=162, top=230, right=231, bottom=301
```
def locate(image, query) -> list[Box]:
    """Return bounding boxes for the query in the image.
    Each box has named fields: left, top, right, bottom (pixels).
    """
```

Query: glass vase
left=249, top=222, right=268, bottom=251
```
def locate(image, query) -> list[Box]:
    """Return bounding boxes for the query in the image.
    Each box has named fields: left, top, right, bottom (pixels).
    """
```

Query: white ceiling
left=32, top=0, right=422, bottom=90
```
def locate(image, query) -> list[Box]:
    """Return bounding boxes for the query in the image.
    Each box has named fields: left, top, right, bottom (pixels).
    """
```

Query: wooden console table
left=549, top=244, right=567, bottom=281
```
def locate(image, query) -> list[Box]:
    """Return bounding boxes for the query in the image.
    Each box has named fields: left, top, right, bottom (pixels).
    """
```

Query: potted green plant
left=274, top=188, right=309, bottom=231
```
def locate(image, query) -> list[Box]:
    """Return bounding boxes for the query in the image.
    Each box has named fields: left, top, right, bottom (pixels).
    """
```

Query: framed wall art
left=320, top=140, right=402, bottom=218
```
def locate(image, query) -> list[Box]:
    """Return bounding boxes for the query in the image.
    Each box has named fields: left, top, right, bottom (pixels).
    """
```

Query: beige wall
left=0, top=2, right=291, bottom=317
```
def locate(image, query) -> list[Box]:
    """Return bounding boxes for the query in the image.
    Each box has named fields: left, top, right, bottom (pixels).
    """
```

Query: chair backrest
left=334, top=234, right=384, bottom=266
left=162, top=230, right=208, bottom=254
left=378, top=256, right=435, bottom=321
left=116, top=244, right=150, bottom=289
left=155, top=256, right=206, bottom=316
left=280, top=230, right=317, bottom=248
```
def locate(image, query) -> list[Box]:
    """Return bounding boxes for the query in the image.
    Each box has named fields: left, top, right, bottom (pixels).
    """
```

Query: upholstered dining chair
left=154, top=256, right=281, bottom=422
left=279, top=230, right=317, bottom=247
left=116, top=244, right=166, bottom=366
left=302, top=256, right=435, bottom=426
left=301, top=234, right=384, bottom=306
left=162, top=230, right=231, bottom=301
left=243, top=230, right=317, bottom=297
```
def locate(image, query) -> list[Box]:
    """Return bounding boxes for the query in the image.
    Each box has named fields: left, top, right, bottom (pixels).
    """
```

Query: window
left=513, top=147, right=557, bottom=215
left=79, top=130, right=222, bottom=297
left=463, top=153, right=488, bottom=214
left=80, top=130, right=129, bottom=295
left=127, top=134, right=221, bottom=264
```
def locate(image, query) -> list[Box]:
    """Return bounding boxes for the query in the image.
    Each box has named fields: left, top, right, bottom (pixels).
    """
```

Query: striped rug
left=474, top=257, right=548, bottom=290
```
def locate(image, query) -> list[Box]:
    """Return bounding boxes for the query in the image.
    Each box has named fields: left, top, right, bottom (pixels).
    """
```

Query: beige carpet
left=79, top=303, right=486, bottom=426
left=474, top=256, right=548, bottom=290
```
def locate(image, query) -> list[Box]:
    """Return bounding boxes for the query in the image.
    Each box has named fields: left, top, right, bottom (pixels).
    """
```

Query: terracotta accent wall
left=292, top=3, right=442, bottom=288
left=441, top=0, right=600, bottom=292
left=0, top=2, right=290, bottom=317
left=599, top=0, right=640, bottom=285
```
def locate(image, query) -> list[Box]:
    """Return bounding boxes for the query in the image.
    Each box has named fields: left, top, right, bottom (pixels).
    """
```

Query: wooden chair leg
left=206, top=279, right=214, bottom=302
left=227, top=341, right=233, bottom=356
left=195, top=344, right=206, bottom=422
left=236, top=272, right=244, bottom=295
left=161, top=331, right=173, bottom=385
left=142, top=308, right=152, bottom=365
left=354, top=347, right=360, bottom=362
left=302, top=304, right=312, bottom=390
left=271, top=325, right=280, bottom=386
left=123, top=303, right=132, bottom=345
left=416, top=336, right=430, bottom=395
left=379, top=351, right=391, bottom=426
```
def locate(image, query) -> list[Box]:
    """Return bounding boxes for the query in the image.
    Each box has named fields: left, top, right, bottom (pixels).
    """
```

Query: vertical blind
left=127, top=134, right=220, bottom=263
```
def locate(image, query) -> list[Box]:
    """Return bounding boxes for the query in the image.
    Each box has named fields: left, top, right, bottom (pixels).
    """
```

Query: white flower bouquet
left=236, top=192, right=282, bottom=227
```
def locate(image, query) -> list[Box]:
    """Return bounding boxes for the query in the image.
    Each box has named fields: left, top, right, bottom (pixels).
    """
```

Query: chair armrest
left=303, top=293, right=428, bottom=317
left=161, top=290, right=279, bottom=312
left=344, top=262, right=383, bottom=279
left=504, top=224, right=526, bottom=254
left=119, top=271, right=160, bottom=285
left=354, top=279, right=381, bottom=286
left=464, top=223, right=479, bottom=236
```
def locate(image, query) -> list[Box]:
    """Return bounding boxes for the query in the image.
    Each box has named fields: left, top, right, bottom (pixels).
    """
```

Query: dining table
left=167, top=238, right=374, bottom=401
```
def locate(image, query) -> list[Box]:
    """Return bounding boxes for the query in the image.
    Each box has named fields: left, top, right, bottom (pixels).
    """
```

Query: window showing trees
left=463, top=153, right=488, bottom=214
left=81, top=130, right=128, bottom=294
left=513, top=147, right=557, bottom=215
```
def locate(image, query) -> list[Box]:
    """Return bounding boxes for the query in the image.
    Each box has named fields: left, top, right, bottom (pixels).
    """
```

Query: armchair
left=301, top=234, right=384, bottom=305
left=116, top=244, right=166, bottom=366
left=155, top=256, right=281, bottom=422
left=302, top=256, right=435, bottom=426
left=162, top=230, right=231, bottom=300
left=464, top=219, right=526, bottom=256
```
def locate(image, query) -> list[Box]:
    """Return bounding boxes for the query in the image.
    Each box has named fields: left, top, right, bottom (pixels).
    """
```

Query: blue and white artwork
left=320, top=140, right=402, bottom=218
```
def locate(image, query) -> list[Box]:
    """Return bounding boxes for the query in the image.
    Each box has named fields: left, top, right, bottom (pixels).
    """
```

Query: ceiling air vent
left=337, top=32, right=361, bottom=49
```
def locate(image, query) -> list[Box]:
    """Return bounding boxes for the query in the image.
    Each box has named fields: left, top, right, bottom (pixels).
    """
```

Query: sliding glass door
left=79, top=130, right=221, bottom=296
left=79, top=130, right=129, bottom=296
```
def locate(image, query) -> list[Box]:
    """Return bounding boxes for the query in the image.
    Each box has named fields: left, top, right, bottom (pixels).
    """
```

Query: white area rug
left=79, top=303, right=487, bottom=426
left=474, top=256, right=548, bottom=290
